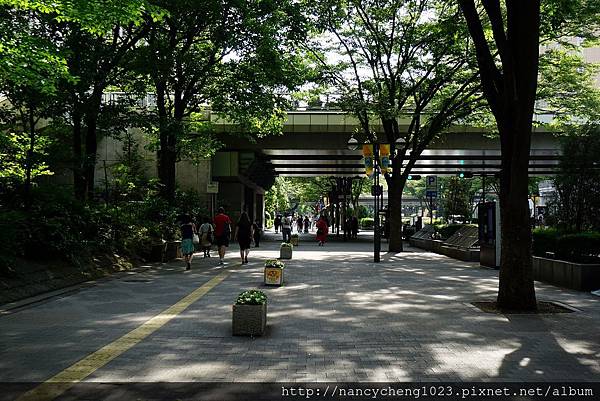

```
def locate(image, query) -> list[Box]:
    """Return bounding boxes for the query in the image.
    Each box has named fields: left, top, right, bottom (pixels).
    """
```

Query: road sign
left=426, top=175, right=437, bottom=190
left=207, top=182, right=219, bottom=193
left=426, top=175, right=437, bottom=198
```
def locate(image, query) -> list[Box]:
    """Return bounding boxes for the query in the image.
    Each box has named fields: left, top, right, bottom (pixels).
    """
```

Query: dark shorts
left=216, top=235, right=229, bottom=247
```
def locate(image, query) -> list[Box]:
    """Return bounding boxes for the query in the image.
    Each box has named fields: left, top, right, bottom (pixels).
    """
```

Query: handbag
left=193, top=233, right=200, bottom=244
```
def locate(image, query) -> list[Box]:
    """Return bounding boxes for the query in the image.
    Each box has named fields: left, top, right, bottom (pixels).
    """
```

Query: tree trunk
left=72, top=105, right=85, bottom=201
left=158, top=124, right=177, bottom=203
left=496, top=65, right=537, bottom=310
left=83, top=111, right=99, bottom=201
left=388, top=174, right=405, bottom=252
left=497, top=123, right=536, bottom=310
left=23, top=107, right=36, bottom=209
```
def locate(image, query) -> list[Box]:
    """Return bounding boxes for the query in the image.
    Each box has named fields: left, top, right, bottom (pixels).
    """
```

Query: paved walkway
left=1, top=231, right=599, bottom=386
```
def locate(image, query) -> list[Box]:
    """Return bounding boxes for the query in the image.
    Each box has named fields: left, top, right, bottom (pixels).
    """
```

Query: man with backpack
left=214, top=207, right=232, bottom=265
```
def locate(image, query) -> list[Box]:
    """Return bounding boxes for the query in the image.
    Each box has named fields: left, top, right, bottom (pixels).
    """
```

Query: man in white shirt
left=282, top=213, right=292, bottom=243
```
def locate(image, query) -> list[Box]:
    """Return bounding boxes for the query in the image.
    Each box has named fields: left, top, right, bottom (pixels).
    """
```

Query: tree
left=441, top=177, right=477, bottom=222
left=547, top=126, right=600, bottom=232
left=138, top=0, right=307, bottom=202
left=265, top=176, right=292, bottom=215
left=458, top=0, right=600, bottom=310
left=305, top=0, right=484, bottom=252
left=0, top=0, right=161, bottom=201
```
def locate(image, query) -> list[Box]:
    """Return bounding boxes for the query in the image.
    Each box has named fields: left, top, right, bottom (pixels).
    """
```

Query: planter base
left=280, top=246, right=293, bottom=260
left=264, top=267, right=284, bottom=286
left=232, top=304, right=267, bottom=336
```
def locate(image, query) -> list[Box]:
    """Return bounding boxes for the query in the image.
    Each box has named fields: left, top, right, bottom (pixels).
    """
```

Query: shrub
left=0, top=209, right=27, bottom=274
left=235, top=290, right=267, bottom=305
left=280, top=242, right=293, bottom=248
left=265, top=259, right=284, bottom=268
left=532, top=228, right=600, bottom=263
left=531, top=228, right=560, bottom=257
left=360, top=217, right=374, bottom=229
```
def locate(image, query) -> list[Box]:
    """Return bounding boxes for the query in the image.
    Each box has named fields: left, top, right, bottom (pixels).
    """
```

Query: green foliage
left=354, top=205, right=370, bottom=219
left=533, top=228, right=600, bottom=263
left=0, top=131, right=54, bottom=190
left=0, top=209, right=27, bottom=273
left=360, top=217, right=374, bottom=229
left=280, top=242, right=293, bottom=248
left=235, top=289, right=267, bottom=305
left=440, top=177, right=477, bottom=222
left=538, top=49, right=600, bottom=126
left=264, top=259, right=285, bottom=269
left=546, top=126, right=600, bottom=232
left=265, top=176, right=292, bottom=214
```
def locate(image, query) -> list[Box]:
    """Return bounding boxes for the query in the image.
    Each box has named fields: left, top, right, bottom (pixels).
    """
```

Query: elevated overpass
left=213, top=110, right=561, bottom=180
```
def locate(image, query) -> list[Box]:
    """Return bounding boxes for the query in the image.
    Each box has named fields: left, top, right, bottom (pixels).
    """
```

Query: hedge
left=532, top=228, right=600, bottom=264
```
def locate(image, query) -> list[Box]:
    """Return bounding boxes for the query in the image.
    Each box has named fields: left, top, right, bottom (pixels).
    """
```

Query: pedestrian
left=198, top=217, right=214, bottom=258
left=282, top=213, right=292, bottom=243
left=234, top=211, right=253, bottom=264
left=179, top=214, right=196, bottom=270
left=351, top=215, right=359, bottom=239
left=252, top=219, right=261, bottom=247
left=316, top=214, right=329, bottom=246
left=274, top=214, right=281, bottom=234
left=297, top=215, right=303, bottom=233
left=304, top=216, right=310, bottom=233
left=213, top=207, right=232, bottom=265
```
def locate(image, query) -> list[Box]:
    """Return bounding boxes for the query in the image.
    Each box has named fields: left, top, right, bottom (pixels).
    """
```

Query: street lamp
left=347, top=135, right=383, bottom=263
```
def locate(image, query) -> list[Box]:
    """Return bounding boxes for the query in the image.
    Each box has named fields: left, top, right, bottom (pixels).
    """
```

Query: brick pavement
left=1, top=231, right=599, bottom=383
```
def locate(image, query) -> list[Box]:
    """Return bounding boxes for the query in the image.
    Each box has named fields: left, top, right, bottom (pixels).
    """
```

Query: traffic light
left=407, top=175, right=422, bottom=180
left=457, top=172, right=474, bottom=178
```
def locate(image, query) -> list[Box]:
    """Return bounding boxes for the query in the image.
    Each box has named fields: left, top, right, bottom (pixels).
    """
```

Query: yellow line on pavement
left=17, top=269, right=233, bottom=401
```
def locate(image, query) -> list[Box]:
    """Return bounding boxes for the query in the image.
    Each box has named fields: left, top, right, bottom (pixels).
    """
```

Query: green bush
left=235, top=289, right=267, bottom=305
left=0, top=209, right=27, bottom=274
left=531, top=228, right=560, bottom=257
left=556, top=232, right=600, bottom=263
left=532, top=228, right=600, bottom=263
left=360, top=217, right=374, bottom=229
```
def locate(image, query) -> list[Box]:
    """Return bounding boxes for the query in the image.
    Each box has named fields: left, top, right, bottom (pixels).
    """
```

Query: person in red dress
left=316, top=214, right=329, bottom=246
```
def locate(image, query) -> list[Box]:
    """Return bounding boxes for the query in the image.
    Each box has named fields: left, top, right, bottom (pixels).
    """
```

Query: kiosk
left=478, top=201, right=501, bottom=268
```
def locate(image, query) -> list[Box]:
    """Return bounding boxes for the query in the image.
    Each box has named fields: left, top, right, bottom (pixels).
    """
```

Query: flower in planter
left=235, top=289, right=267, bottom=305
left=280, top=242, right=293, bottom=248
left=291, top=234, right=299, bottom=238
left=264, top=259, right=285, bottom=269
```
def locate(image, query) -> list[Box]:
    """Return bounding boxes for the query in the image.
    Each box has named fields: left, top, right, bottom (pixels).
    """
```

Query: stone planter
left=165, top=241, right=181, bottom=261
left=532, top=256, right=600, bottom=291
left=280, top=245, right=293, bottom=260
left=264, top=267, right=284, bottom=286
left=291, top=235, right=299, bottom=246
left=232, top=303, right=267, bottom=336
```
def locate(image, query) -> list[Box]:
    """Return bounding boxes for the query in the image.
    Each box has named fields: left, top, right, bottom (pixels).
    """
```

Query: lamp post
left=348, top=135, right=407, bottom=263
